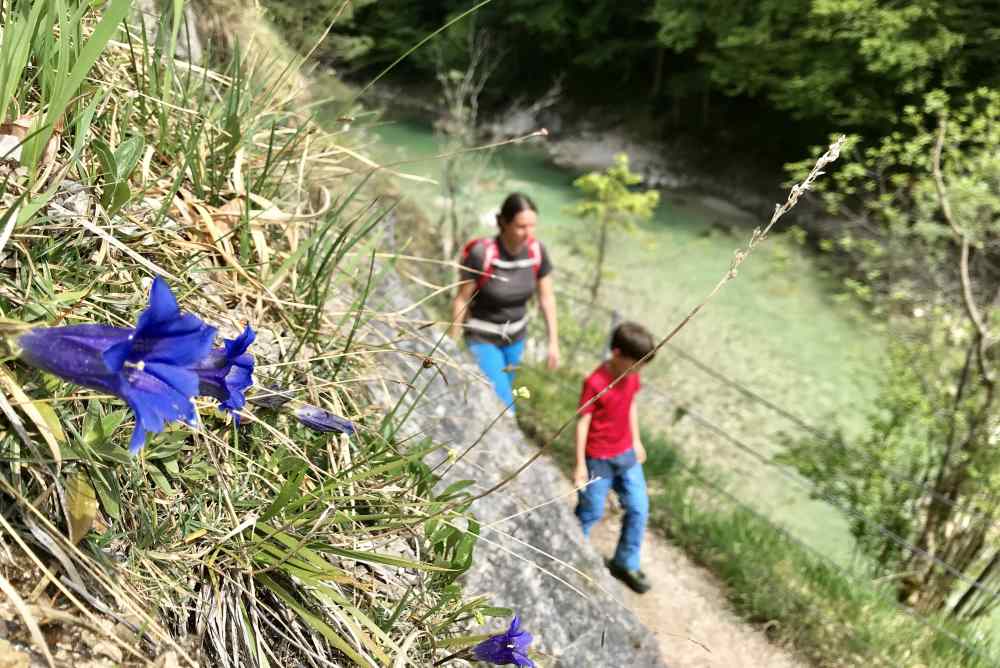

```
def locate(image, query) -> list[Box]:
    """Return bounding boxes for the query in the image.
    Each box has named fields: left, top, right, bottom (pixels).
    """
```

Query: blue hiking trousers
left=467, top=338, right=526, bottom=408
left=575, top=448, right=649, bottom=571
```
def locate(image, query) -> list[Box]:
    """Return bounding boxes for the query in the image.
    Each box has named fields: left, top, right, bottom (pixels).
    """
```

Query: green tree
left=650, top=0, right=979, bottom=129
left=433, top=27, right=500, bottom=261
left=781, top=89, right=1000, bottom=618
left=262, top=0, right=376, bottom=65
left=569, top=153, right=660, bottom=302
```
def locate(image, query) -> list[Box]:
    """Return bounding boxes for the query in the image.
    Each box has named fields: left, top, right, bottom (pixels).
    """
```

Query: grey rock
left=132, top=0, right=203, bottom=63
left=356, top=218, right=666, bottom=667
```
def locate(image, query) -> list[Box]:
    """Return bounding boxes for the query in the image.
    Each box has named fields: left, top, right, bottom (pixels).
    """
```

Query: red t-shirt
left=578, top=363, right=641, bottom=459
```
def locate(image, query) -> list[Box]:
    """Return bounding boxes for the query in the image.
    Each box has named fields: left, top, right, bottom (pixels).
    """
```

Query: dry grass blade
left=0, top=366, right=62, bottom=469
left=0, top=571, right=55, bottom=668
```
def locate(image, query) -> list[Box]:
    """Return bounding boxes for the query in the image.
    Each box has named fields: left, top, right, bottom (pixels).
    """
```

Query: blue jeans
left=575, top=449, right=649, bottom=571
left=467, top=338, right=526, bottom=408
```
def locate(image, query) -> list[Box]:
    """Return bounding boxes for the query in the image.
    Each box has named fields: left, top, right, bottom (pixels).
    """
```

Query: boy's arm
left=574, top=413, right=592, bottom=488
left=630, top=401, right=646, bottom=463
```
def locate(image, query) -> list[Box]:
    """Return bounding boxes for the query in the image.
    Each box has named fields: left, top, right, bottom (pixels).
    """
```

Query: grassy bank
left=516, top=362, right=998, bottom=667
left=0, top=2, right=503, bottom=666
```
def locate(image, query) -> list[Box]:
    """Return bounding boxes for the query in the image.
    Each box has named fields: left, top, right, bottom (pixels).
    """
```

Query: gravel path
left=574, top=498, right=806, bottom=668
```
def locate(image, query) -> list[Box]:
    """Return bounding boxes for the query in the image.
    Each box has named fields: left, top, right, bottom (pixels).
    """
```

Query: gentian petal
left=130, top=277, right=216, bottom=366
left=472, top=636, right=507, bottom=663
left=121, top=364, right=199, bottom=454
left=103, top=337, right=134, bottom=373
left=294, top=405, right=355, bottom=434
left=194, top=325, right=255, bottom=416
left=19, top=325, right=133, bottom=392
left=136, top=313, right=216, bottom=366
left=128, top=422, right=147, bottom=453
left=513, top=651, right=535, bottom=668
left=144, top=362, right=200, bottom=400
left=223, top=325, right=255, bottom=358
left=471, top=615, right=535, bottom=666
left=135, top=276, right=180, bottom=333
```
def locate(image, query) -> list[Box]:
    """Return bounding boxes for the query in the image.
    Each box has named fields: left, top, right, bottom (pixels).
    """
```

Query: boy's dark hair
left=611, top=321, right=656, bottom=362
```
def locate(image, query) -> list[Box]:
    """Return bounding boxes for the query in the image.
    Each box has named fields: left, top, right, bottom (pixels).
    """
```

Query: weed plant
left=0, top=1, right=501, bottom=666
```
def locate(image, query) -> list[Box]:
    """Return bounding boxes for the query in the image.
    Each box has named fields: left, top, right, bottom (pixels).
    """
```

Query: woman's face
left=500, top=209, right=537, bottom=251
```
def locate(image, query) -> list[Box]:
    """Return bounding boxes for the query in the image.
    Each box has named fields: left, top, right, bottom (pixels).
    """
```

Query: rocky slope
left=361, top=219, right=666, bottom=667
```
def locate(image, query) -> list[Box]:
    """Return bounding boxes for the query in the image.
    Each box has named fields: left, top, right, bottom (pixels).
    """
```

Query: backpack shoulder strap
left=478, top=237, right=500, bottom=290
left=527, top=238, right=543, bottom=278
left=461, top=237, right=499, bottom=291
left=459, top=237, right=480, bottom=259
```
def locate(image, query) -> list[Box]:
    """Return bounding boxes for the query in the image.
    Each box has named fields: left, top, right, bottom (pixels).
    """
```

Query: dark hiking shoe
left=606, top=559, right=651, bottom=594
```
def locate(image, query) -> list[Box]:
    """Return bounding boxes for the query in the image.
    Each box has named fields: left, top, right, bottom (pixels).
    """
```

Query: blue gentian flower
left=472, top=616, right=535, bottom=667
left=18, top=277, right=216, bottom=454
left=294, top=405, right=355, bottom=434
left=194, top=325, right=255, bottom=419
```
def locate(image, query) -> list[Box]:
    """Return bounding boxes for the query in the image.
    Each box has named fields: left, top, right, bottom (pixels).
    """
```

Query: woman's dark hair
left=497, top=192, right=537, bottom=225
left=611, top=321, right=656, bottom=362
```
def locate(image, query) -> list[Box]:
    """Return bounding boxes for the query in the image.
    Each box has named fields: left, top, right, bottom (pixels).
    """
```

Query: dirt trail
left=576, top=499, right=805, bottom=668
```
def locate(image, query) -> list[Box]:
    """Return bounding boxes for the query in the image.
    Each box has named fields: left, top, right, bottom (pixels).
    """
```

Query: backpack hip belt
left=464, top=315, right=529, bottom=341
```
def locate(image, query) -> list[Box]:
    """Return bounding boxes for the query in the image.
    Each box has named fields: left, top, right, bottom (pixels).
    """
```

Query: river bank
left=362, top=82, right=836, bottom=233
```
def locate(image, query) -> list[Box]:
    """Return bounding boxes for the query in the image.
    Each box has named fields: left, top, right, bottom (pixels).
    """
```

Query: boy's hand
left=636, top=441, right=647, bottom=464
left=573, top=463, right=588, bottom=489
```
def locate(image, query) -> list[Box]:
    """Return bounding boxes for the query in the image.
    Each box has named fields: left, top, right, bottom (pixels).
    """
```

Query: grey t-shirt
left=460, top=236, right=553, bottom=344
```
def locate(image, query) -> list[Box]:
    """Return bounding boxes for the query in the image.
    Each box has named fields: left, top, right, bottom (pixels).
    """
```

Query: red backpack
left=460, top=237, right=542, bottom=290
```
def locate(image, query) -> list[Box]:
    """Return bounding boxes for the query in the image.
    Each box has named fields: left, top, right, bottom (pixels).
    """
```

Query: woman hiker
left=450, top=192, right=560, bottom=408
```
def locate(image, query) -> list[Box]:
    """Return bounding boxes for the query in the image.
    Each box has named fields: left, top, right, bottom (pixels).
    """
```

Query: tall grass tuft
left=0, top=1, right=502, bottom=665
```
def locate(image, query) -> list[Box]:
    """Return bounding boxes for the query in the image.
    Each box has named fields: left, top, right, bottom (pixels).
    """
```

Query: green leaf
left=113, top=136, right=144, bottom=180
left=436, top=479, right=474, bottom=500
left=23, top=0, right=131, bottom=173
left=91, top=138, right=131, bottom=215
left=147, top=464, right=174, bottom=494
left=323, top=546, right=454, bottom=572
left=71, top=90, right=108, bottom=166
left=260, top=469, right=305, bottom=522
left=256, top=575, right=375, bottom=668
left=66, top=470, right=98, bottom=545
left=90, top=469, right=121, bottom=520
left=453, top=519, right=479, bottom=570
left=31, top=401, right=65, bottom=443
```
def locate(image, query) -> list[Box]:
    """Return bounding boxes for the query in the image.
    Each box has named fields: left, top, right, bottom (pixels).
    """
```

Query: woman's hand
left=573, top=462, right=589, bottom=489
left=547, top=340, right=561, bottom=370
left=537, top=275, right=560, bottom=368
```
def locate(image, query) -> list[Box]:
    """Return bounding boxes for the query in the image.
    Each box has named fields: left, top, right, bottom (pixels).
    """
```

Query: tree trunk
left=951, top=546, right=998, bottom=619
left=651, top=47, right=665, bottom=99
left=590, top=217, right=609, bottom=303
left=899, top=379, right=998, bottom=616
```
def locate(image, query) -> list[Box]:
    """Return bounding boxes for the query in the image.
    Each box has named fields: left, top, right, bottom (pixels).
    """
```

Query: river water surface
left=371, top=117, right=883, bottom=562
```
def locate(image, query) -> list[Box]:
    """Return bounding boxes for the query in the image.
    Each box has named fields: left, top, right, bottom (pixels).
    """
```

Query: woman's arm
left=449, top=280, right=476, bottom=340
left=537, top=274, right=560, bottom=369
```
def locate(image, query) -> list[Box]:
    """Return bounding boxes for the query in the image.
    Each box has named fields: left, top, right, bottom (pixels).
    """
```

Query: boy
left=574, top=321, right=655, bottom=594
